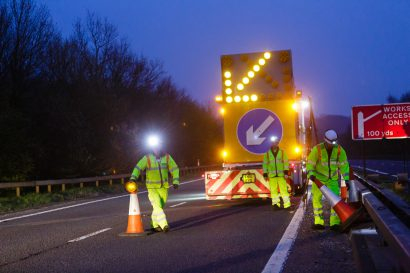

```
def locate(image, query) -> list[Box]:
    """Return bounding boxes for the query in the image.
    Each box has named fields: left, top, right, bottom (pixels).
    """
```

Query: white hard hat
left=324, top=129, right=338, bottom=144
left=270, top=136, right=279, bottom=143
left=147, top=134, right=161, bottom=148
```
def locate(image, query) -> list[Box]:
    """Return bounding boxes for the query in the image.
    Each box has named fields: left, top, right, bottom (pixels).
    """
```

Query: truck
left=205, top=50, right=314, bottom=200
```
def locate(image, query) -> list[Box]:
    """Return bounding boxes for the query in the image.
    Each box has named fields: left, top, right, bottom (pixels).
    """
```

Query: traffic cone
left=340, top=176, right=348, bottom=202
left=119, top=192, right=148, bottom=236
left=312, top=177, right=362, bottom=232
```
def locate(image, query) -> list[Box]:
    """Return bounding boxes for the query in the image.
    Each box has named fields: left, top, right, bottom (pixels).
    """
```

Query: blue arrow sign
left=237, top=108, right=283, bottom=154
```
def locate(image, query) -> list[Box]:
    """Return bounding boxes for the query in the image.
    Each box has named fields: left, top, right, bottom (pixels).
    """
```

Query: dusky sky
left=37, top=0, right=410, bottom=116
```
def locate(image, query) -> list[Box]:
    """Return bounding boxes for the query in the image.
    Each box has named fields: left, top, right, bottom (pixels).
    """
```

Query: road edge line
left=261, top=190, right=311, bottom=273
left=0, top=177, right=203, bottom=223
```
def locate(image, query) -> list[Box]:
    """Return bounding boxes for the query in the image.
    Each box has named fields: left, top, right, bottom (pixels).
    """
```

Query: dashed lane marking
left=261, top=189, right=312, bottom=273
left=170, top=202, right=187, bottom=208
left=0, top=178, right=203, bottom=223
left=68, top=228, right=112, bottom=243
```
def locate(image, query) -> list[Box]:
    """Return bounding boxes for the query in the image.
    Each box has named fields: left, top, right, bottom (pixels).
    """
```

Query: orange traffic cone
left=312, top=177, right=362, bottom=232
left=119, top=191, right=148, bottom=237
left=340, top=176, right=348, bottom=202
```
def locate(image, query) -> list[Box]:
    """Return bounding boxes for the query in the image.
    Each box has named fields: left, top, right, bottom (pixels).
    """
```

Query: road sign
left=237, top=108, right=283, bottom=154
left=351, top=103, right=410, bottom=140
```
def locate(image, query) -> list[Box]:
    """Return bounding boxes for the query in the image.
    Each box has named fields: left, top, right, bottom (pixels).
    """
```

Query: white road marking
left=0, top=178, right=203, bottom=223
left=261, top=190, right=311, bottom=273
left=68, top=228, right=112, bottom=243
left=170, top=202, right=187, bottom=208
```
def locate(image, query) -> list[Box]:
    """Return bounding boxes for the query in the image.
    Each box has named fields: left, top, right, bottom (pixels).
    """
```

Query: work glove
left=263, top=173, right=268, bottom=180
left=173, top=184, right=179, bottom=190
left=310, top=175, right=316, bottom=181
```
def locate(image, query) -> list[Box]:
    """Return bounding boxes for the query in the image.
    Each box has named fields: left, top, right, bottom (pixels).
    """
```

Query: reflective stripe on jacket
left=306, top=143, right=349, bottom=182
left=130, top=153, right=180, bottom=189
left=262, top=148, right=289, bottom=178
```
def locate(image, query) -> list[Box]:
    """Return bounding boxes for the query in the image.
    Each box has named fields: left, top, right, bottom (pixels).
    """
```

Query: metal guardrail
left=352, top=173, right=410, bottom=272
left=0, top=165, right=220, bottom=197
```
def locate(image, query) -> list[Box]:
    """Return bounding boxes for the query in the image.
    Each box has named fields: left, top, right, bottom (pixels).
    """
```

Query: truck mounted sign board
left=351, top=103, right=410, bottom=140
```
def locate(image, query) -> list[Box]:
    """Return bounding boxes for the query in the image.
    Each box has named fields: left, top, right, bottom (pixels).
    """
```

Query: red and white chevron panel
left=205, top=169, right=270, bottom=200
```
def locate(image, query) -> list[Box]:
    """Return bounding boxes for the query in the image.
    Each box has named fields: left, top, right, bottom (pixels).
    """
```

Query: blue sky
left=37, top=0, right=410, bottom=116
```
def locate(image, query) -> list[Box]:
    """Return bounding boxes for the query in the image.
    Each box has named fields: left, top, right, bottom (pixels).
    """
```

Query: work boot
left=272, top=204, right=281, bottom=211
left=152, top=227, right=162, bottom=232
left=330, top=225, right=340, bottom=232
left=311, top=224, right=325, bottom=230
left=163, top=225, right=170, bottom=233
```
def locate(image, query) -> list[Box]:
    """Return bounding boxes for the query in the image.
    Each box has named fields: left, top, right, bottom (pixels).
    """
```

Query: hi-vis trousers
left=148, top=188, right=168, bottom=229
left=311, top=179, right=341, bottom=226
left=269, top=177, right=290, bottom=208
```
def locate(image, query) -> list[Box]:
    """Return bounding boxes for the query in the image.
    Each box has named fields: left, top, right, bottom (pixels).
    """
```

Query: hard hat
left=147, top=134, right=161, bottom=148
left=270, top=136, right=280, bottom=143
left=324, top=129, right=338, bottom=145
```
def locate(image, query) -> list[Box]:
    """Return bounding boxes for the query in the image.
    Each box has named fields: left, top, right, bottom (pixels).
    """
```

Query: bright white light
left=270, top=136, right=278, bottom=142
left=301, top=100, right=309, bottom=109
left=147, top=135, right=160, bottom=148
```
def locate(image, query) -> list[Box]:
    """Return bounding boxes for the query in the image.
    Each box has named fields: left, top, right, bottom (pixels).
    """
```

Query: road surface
left=0, top=177, right=301, bottom=273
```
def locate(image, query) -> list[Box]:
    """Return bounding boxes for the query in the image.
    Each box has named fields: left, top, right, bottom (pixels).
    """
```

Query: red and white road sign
left=351, top=103, right=410, bottom=140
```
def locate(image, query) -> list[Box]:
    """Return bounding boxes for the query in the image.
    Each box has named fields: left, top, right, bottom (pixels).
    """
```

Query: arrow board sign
left=237, top=108, right=283, bottom=154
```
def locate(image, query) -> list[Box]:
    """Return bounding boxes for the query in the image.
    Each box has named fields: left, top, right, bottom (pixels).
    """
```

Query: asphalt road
left=0, top=177, right=301, bottom=273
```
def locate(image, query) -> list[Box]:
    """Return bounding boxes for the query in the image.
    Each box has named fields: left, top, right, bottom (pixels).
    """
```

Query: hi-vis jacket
left=130, top=153, right=179, bottom=189
left=263, top=148, right=289, bottom=178
left=307, top=143, right=349, bottom=182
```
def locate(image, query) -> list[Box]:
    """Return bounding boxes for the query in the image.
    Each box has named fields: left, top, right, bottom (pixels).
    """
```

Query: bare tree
left=2, top=0, right=55, bottom=103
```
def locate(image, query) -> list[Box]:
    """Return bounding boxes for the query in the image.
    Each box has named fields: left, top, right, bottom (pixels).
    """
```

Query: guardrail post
left=96, top=180, right=99, bottom=187
left=47, top=185, right=51, bottom=193
left=36, top=186, right=40, bottom=194
left=61, top=184, right=65, bottom=192
left=109, top=179, right=113, bottom=187
left=121, top=178, right=124, bottom=184
left=16, top=187, right=20, bottom=197
left=80, top=182, right=84, bottom=188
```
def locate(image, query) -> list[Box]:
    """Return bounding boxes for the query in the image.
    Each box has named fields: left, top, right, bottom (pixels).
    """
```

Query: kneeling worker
left=129, top=134, right=179, bottom=233
left=263, top=136, right=291, bottom=210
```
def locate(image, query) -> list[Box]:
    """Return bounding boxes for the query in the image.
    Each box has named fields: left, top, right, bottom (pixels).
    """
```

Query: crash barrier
left=351, top=173, right=410, bottom=273
left=0, top=164, right=220, bottom=197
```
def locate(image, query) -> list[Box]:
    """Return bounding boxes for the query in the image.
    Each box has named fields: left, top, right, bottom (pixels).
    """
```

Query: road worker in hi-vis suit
left=307, top=129, right=349, bottom=231
left=129, top=135, right=179, bottom=233
left=263, top=136, right=291, bottom=210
